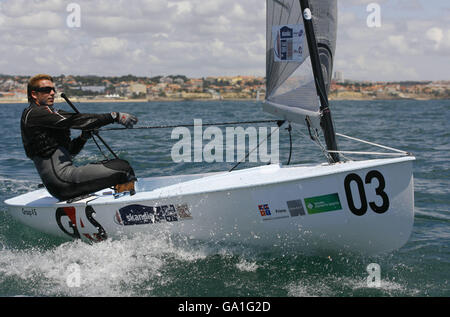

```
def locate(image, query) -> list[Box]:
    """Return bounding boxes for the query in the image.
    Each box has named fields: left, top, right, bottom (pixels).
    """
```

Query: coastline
left=0, top=95, right=446, bottom=104
left=0, top=97, right=253, bottom=104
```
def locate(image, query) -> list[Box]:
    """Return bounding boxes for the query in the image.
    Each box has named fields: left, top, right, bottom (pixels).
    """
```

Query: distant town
left=0, top=73, right=448, bottom=103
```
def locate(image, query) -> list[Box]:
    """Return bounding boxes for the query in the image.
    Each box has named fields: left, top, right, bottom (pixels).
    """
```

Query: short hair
left=27, top=74, right=54, bottom=103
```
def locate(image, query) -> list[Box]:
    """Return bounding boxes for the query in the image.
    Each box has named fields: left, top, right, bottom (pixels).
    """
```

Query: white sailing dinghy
left=4, top=0, right=415, bottom=254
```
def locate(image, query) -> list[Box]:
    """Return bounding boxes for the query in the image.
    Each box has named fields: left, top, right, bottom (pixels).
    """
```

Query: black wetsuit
left=21, top=103, right=136, bottom=201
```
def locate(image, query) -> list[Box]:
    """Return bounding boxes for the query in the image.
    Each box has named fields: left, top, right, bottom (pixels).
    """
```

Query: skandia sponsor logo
left=114, top=204, right=190, bottom=226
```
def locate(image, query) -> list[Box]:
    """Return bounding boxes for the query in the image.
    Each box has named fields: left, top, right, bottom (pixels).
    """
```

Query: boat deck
left=4, top=157, right=415, bottom=208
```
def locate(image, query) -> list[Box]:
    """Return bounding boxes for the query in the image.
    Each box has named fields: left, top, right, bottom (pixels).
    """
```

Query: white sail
left=264, top=0, right=337, bottom=130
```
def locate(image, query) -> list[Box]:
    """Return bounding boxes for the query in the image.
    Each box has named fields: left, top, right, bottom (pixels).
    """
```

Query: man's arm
left=24, top=106, right=114, bottom=130
left=49, top=109, right=114, bottom=130
left=68, top=134, right=88, bottom=156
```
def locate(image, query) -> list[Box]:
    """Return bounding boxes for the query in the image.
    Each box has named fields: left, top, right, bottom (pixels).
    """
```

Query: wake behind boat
left=4, top=0, right=415, bottom=254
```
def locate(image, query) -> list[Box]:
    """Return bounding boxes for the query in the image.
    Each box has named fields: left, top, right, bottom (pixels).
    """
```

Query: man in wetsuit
left=21, top=74, right=138, bottom=201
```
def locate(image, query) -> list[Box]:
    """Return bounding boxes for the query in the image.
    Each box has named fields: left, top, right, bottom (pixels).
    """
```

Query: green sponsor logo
left=304, top=193, right=342, bottom=214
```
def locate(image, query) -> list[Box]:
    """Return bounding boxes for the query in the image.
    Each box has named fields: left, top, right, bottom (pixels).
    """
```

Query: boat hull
left=5, top=157, right=415, bottom=254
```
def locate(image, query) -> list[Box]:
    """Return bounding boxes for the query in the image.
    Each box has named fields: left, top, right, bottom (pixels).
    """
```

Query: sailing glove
left=112, top=112, right=138, bottom=128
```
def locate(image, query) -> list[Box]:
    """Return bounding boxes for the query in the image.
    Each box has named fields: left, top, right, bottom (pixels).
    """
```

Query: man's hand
left=112, top=112, right=138, bottom=128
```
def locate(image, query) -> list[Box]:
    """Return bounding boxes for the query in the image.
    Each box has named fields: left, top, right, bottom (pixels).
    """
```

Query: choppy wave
left=0, top=232, right=210, bottom=296
left=0, top=176, right=40, bottom=198
left=0, top=100, right=449, bottom=297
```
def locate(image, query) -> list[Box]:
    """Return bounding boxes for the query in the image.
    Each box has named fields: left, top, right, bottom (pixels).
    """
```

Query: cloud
left=192, top=0, right=223, bottom=16
left=426, top=27, right=443, bottom=49
left=0, top=0, right=448, bottom=80
left=90, top=37, right=128, bottom=57
left=0, top=0, right=263, bottom=77
left=169, top=1, right=192, bottom=15
left=231, top=4, right=246, bottom=19
left=0, top=0, right=65, bottom=17
left=1, top=11, right=63, bottom=29
left=387, top=35, right=420, bottom=55
left=334, top=0, right=450, bottom=80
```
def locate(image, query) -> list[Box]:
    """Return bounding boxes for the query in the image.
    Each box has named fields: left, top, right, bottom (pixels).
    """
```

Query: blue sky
left=0, top=0, right=448, bottom=81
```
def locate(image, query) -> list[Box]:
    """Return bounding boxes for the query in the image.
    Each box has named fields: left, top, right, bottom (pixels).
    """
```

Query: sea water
left=0, top=99, right=448, bottom=297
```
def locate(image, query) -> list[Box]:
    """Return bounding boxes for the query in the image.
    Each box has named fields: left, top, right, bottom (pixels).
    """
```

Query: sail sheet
left=264, top=0, right=337, bottom=130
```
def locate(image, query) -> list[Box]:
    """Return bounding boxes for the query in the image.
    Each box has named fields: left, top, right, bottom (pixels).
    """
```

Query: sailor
left=21, top=74, right=138, bottom=201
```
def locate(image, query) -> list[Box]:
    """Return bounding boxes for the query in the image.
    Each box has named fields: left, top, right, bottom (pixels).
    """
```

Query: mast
left=299, top=0, right=340, bottom=163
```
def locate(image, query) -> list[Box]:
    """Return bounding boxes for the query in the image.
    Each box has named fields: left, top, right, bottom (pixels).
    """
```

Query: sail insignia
left=264, top=0, right=337, bottom=131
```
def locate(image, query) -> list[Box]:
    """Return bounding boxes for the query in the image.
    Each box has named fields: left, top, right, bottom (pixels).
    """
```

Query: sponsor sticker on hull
left=257, top=193, right=341, bottom=221
left=257, top=204, right=291, bottom=221
left=114, top=204, right=191, bottom=226
left=55, top=206, right=108, bottom=242
left=286, top=199, right=306, bottom=217
left=304, top=193, right=342, bottom=214
left=258, top=204, right=271, bottom=217
left=22, top=208, right=37, bottom=217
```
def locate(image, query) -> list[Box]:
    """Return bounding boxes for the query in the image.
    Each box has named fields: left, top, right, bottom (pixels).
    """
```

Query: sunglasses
left=34, top=86, right=56, bottom=93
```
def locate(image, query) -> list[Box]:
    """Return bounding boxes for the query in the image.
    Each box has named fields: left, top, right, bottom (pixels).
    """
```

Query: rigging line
left=327, top=150, right=408, bottom=157
left=286, top=123, right=292, bottom=165
left=99, top=120, right=280, bottom=131
left=315, top=132, right=333, bottom=162
left=305, top=118, right=332, bottom=161
left=91, top=134, right=109, bottom=159
left=291, top=123, right=332, bottom=162
left=229, top=121, right=285, bottom=172
left=335, top=133, right=409, bottom=154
